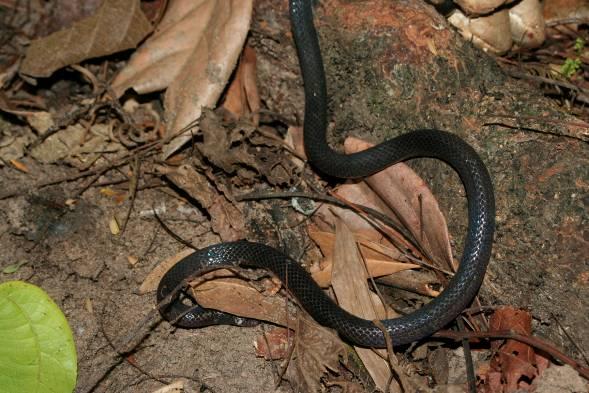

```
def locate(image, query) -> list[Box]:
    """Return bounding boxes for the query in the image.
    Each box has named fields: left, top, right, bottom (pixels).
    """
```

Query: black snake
left=156, top=0, right=495, bottom=347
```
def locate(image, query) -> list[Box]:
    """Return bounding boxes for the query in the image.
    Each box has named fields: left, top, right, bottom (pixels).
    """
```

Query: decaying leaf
left=254, top=327, right=292, bottom=360
left=284, top=314, right=348, bottom=392
left=157, top=163, right=217, bottom=209
left=489, top=308, right=537, bottom=392
left=208, top=195, right=247, bottom=241
left=344, top=137, right=455, bottom=270
left=21, top=0, right=153, bottom=77
left=29, top=123, right=122, bottom=170
left=197, top=109, right=296, bottom=186
left=479, top=307, right=553, bottom=393
left=157, top=161, right=247, bottom=241
left=110, top=0, right=253, bottom=158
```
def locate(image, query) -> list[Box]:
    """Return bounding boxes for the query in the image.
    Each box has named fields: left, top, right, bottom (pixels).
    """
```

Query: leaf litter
left=2, top=0, right=588, bottom=391
left=110, top=0, right=254, bottom=157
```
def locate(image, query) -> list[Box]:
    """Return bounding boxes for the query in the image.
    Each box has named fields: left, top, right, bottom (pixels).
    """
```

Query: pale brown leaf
left=308, top=229, right=418, bottom=287
left=142, top=247, right=295, bottom=326
left=331, top=217, right=394, bottom=391
left=344, top=137, right=455, bottom=270
left=312, top=255, right=419, bottom=288
left=21, top=0, right=152, bottom=77
left=109, top=0, right=253, bottom=158
left=315, top=181, right=417, bottom=253
left=309, top=228, right=404, bottom=261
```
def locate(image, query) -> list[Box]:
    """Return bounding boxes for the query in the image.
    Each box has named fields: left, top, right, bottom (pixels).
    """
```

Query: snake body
left=156, top=0, right=495, bottom=347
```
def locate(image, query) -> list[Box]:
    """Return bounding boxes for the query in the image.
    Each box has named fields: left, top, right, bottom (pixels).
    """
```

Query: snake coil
left=156, top=0, right=495, bottom=347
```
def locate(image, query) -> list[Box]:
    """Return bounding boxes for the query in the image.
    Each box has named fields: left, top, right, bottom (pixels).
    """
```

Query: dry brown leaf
left=197, top=109, right=295, bottom=185
left=110, top=0, right=253, bottom=158
left=284, top=314, right=348, bottom=393
left=316, top=182, right=400, bottom=235
left=208, top=195, right=246, bottom=241
left=191, top=277, right=296, bottom=326
left=220, top=45, right=260, bottom=124
left=141, top=248, right=293, bottom=325
left=484, top=307, right=544, bottom=393
left=254, top=327, right=292, bottom=360
left=41, top=0, right=104, bottom=36
left=377, top=270, right=440, bottom=297
left=310, top=228, right=405, bottom=262
left=9, top=159, right=28, bottom=173
left=157, top=163, right=216, bottom=208
left=315, top=182, right=417, bottom=254
left=344, top=137, right=454, bottom=270
left=312, top=255, right=418, bottom=288
left=285, top=126, right=305, bottom=154
left=331, top=217, right=395, bottom=391
left=308, top=229, right=418, bottom=287
left=156, top=161, right=247, bottom=241
left=140, top=248, right=195, bottom=293
left=21, top=0, right=152, bottom=77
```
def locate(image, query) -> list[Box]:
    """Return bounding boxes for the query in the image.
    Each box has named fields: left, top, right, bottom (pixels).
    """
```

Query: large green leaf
left=0, top=281, right=77, bottom=393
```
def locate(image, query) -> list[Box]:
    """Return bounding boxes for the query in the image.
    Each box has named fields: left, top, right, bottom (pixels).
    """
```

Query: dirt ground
left=0, top=1, right=588, bottom=393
